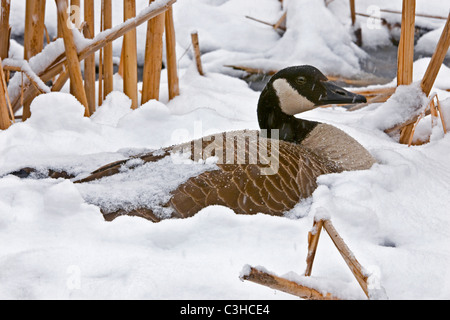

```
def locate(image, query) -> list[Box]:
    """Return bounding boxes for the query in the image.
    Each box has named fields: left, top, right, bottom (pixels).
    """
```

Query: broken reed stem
left=103, top=0, right=114, bottom=99
left=123, top=0, right=138, bottom=109
left=141, top=0, right=165, bottom=104
left=165, top=5, right=180, bottom=100
left=397, top=0, right=416, bottom=144
left=242, top=266, right=340, bottom=300
left=191, top=31, right=204, bottom=76
left=0, top=0, right=11, bottom=60
left=55, top=0, right=90, bottom=116
left=84, top=0, right=96, bottom=115
left=304, top=219, right=324, bottom=277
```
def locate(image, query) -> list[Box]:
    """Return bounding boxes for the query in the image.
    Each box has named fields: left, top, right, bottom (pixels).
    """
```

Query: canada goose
left=71, top=65, right=376, bottom=222
left=9, top=66, right=375, bottom=222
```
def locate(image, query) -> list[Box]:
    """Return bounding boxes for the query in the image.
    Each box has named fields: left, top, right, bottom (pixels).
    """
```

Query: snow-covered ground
left=1, top=0, right=450, bottom=300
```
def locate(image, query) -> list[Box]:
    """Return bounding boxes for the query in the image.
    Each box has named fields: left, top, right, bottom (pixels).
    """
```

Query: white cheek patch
left=273, top=78, right=315, bottom=115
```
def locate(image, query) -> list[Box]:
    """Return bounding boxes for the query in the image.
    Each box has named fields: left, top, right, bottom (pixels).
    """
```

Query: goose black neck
left=257, top=85, right=319, bottom=144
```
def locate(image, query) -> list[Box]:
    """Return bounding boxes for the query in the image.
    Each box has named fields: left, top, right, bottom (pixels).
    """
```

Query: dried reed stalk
left=165, top=5, right=179, bottom=100
left=244, top=15, right=286, bottom=31
left=397, top=0, right=416, bottom=87
left=191, top=31, right=204, bottom=76
left=397, top=12, right=450, bottom=144
left=141, top=0, right=165, bottom=104
left=304, top=219, right=324, bottom=277
left=123, top=0, right=138, bottom=109
left=408, top=94, right=448, bottom=146
left=103, top=0, right=114, bottom=99
left=24, top=0, right=46, bottom=60
left=23, top=0, right=46, bottom=121
left=381, top=9, right=447, bottom=20
left=70, top=0, right=81, bottom=74
left=273, top=11, right=287, bottom=31
left=397, top=0, right=416, bottom=144
left=4, top=64, right=50, bottom=94
left=0, top=0, right=11, bottom=60
left=349, top=0, right=356, bottom=26
left=55, top=0, right=90, bottom=116
left=10, top=0, right=176, bottom=113
left=420, top=13, right=450, bottom=96
left=84, top=0, right=96, bottom=115
left=98, top=1, right=104, bottom=106
left=0, top=58, right=12, bottom=129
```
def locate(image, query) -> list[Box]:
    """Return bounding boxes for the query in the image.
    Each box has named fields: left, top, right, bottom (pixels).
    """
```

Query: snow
left=1, top=0, right=450, bottom=300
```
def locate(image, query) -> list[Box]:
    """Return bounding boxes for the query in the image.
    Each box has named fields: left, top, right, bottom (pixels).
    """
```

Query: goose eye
left=296, top=76, right=306, bottom=85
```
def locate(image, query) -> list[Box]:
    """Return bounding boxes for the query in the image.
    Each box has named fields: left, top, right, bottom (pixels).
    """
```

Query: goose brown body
left=74, top=126, right=375, bottom=222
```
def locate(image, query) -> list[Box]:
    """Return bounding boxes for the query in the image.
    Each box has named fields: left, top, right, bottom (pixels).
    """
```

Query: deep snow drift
left=1, top=0, right=450, bottom=300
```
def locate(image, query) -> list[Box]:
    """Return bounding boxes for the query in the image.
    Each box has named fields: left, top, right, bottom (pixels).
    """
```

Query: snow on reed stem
left=55, top=0, right=90, bottom=116
left=123, top=0, right=138, bottom=109
left=0, top=0, right=11, bottom=61
left=165, top=5, right=179, bottom=100
left=142, top=0, right=165, bottom=104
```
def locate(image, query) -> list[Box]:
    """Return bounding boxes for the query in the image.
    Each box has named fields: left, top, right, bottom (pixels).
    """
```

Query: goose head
left=257, top=65, right=366, bottom=143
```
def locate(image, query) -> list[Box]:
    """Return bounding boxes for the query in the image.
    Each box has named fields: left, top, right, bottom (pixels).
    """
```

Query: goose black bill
left=317, top=81, right=367, bottom=105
